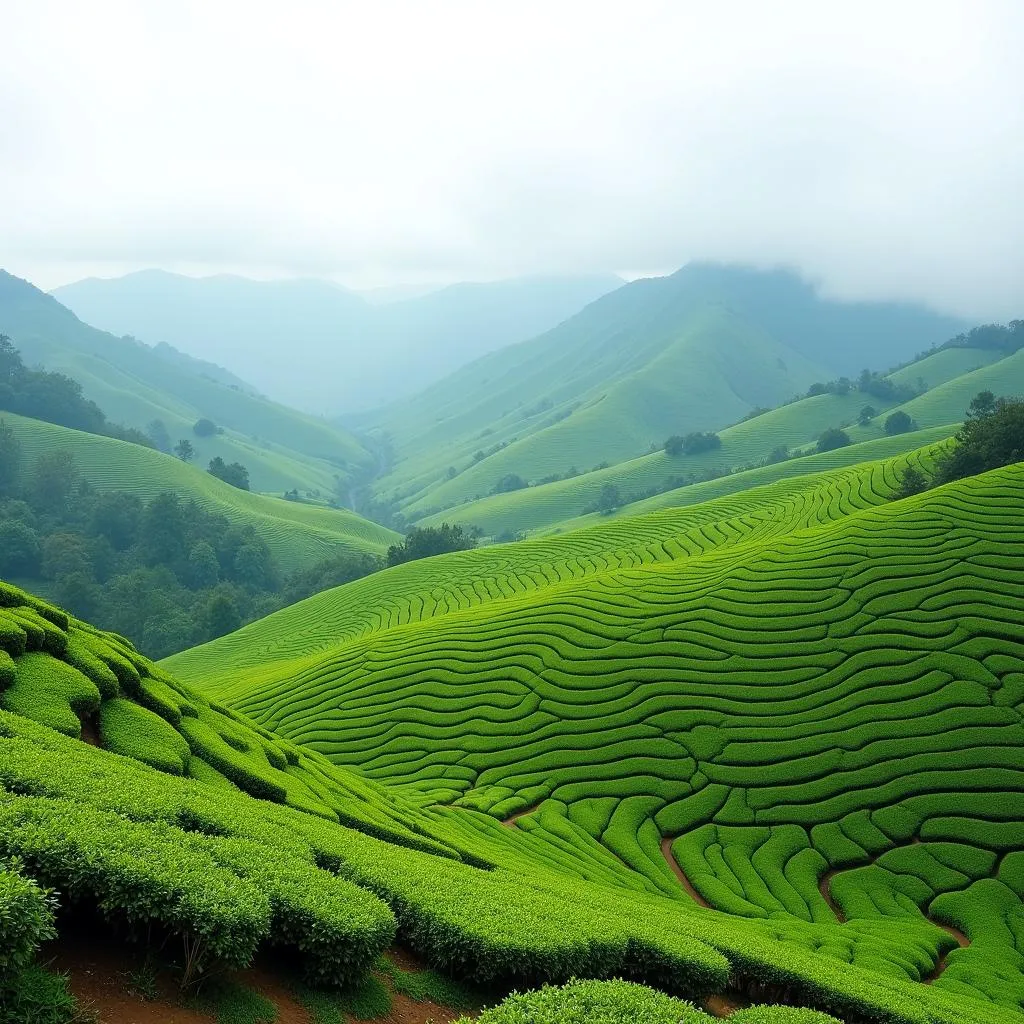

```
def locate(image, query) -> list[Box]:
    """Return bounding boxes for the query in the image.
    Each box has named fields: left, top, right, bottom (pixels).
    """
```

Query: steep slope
left=362, top=264, right=962, bottom=518
left=53, top=269, right=622, bottom=414
left=2, top=412, right=398, bottom=571
left=0, top=574, right=1019, bottom=1023
left=0, top=271, right=374, bottom=494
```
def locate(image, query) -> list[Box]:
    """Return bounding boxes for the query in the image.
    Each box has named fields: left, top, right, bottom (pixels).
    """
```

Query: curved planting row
left=219, top=464, right=1024, bottom=1012
left=166, top=440, right=947, bottom=690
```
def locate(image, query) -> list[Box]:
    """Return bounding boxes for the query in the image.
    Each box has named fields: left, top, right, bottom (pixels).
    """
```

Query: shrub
left=815, top=428, right=850, bottom=453
left=0, top=860, right=57, bottom=982
left=884, top=410, right=915, bottom=435
left=455, top=978, right=716, bottom=1023
left=0, top=653, right=100, bottom=738
left=99, top=698, right=192, bottom=775
left=193, top=418, right=218, bottom=437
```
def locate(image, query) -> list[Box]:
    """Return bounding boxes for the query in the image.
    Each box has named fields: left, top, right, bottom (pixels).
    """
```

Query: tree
left=90, top=492, right=143, bottom=551
left=934, top=396, right=1024, bottom=486
left=0, top=520, right=41, bottom=575
left=208, top=457, right=250, bottom=490
left=817, top=428, right=851, bottom=453
left=682, top=432, right=721, bottom=455
left=894, top=466, right=928, bottom=500
left=193, top=417, right=218, bottom=437
left=664, top=435, right=685, bottom=457
left=387, top=524, right=477, bottom=566
left=596, top=483, right=621, bottom=513
left=884, top=410, right=915, bottom=435
left=967, top=390, right=997, bottom=419
left=40, top=532, right=94, bottom=581
left=0, top=419, right=20, bottom=495
left=186, top=540, right=220, bottom=589
left=30, top=450, right=77, bottom=513
left=858, top=405, right=877, bottom=426
left=146, top=419, right=172, bottom=452
left=492, top=473, right=527, bottom=494
left=174, top=439, right=195, bottom=462
left=205, top=587, right=242, bottom=637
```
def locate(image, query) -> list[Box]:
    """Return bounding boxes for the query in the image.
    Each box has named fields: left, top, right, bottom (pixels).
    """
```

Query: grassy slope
left=413, top=345, right=1015, bottom=537
left=0, top=271, right=373, bottom=494
left=2, top=568, right=1020, bottom=1022
left=2, top=412, right=398, bottom=571
left=166, top=455, right=1024, bottom=1016
left=362, top=265, right=961, bottom=519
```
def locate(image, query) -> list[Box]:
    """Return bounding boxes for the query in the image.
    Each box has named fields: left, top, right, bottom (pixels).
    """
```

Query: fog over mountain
left=52, top=271, right=623, bottom=413
left=3, top=2, right=1021, bottom=323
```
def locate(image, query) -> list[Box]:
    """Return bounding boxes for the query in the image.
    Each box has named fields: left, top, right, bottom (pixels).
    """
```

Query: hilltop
left=52, top=269, right=623, bottom=414
left=0, top=271, right=375, bottom=495
left=357, top=264, right=963, bottom=524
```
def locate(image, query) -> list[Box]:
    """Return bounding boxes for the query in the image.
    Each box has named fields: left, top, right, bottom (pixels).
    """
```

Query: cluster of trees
left=386, top=524, right=479, bottom=566
left=895, top=392, right=1023, bottom=499
left=0, top=426, right=381, bottom=657
left=207, top=456, right=250, bottom=490
left=664, top=432, right=722, bottom=457
left=0, top=335, right=152, bottom=446
left=806, top=369, right=921, bottom=404
left=492, top=473, right=528, bottom=494
left=942, top=322, right=1024, bottom=354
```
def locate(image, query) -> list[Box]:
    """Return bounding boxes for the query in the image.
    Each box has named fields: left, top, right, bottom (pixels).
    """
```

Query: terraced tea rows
left=167, top=439, right=947, bottom=687
left=173, top=461, right=1024, bottom=1015
left=2, top=412, right=399, bottom=571
left=1, top=581, right=1005, bottom=1024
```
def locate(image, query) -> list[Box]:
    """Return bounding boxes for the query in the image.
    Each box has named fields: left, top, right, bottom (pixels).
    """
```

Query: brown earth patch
left=502, top=802, right=543, bottom=827
left=660, top=836, right=712, bottom=908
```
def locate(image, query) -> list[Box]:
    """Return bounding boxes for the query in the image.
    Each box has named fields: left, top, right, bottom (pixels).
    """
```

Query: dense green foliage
left=208, top=455, right=251, bottom=491
left=0, top=335, right=150, bottom=446
left=386, top=523, right=478, bottom=566
left=0, top=443, right=381, bottom=656
left=169, top=452, right=1024, bottom=1020
left=934, top=395, right=1024, bottom=486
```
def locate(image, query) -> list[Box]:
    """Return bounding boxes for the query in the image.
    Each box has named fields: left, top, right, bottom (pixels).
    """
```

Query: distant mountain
left=52, top=270, right=623, bottom=414
left=0, top=271, right=374, bottom=494
left=360, top=263, right=965, bottom=521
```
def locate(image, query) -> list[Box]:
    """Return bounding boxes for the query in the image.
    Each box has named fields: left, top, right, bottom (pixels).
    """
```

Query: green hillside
left=163, top=453, right=1024, bottom=1020
left=1, top=538, right=1021, bottom=1023
left=407, top=343, right=1020, bottom=538
left=0, top=271, right=374, bottom=494
left=54, top=269, right=623, bottom=414
left=1, top=412, right=398, bottom=571
left=359, top=264, right=961, bottom=521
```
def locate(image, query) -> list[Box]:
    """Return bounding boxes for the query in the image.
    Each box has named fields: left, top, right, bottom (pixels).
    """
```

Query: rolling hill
left=161, top=449, right=1024, bottom=1021
left=358, top=264, right=963, bottom=521
left=52, top=269, right=623, bottom=414
left=0, top=412, right=398, bottom=572
left=3, top=453, right=1024, bottom=1024
left=409, top=343, right=1022, bottom=538
left=0, top=271, right=374, bottom=495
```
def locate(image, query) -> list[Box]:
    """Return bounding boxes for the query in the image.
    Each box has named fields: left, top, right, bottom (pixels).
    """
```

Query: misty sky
left=2, top=1, right=1022, bottom=318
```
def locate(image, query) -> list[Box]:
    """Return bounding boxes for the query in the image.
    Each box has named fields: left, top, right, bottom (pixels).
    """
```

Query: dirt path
left=502, top=802, right=543, bottom=827
left=660, top=835, right=712, bottom=908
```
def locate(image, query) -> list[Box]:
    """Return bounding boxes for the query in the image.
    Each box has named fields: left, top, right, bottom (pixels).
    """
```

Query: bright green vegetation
left=0, top=860, right=75, bottom=1024
left=187, top=977, right=278, bottom=1024
left=375, top=955, right=482, bottom=1009
left=458, top=980, right=846, bottom=1023
left=0, top=554, right=1017, bottom=1022
left=358, top=265, right=960, bottom=526
left=411, top=342, right=1024, bottom=539
left=0, top=271, right=375, bottom=494
left=166, top=449, right=1024, bottom=1020
left=1, top=412, right=397, bottom=573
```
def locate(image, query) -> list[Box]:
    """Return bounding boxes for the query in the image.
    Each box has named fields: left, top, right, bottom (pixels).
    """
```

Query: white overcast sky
left=2, top=1, right=1022, bottom=317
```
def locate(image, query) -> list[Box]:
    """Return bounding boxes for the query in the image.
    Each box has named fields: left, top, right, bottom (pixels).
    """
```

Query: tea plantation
left=3, top=458, right=1023, bottom=1022
left=164, top=451, right=1024, bottom=1020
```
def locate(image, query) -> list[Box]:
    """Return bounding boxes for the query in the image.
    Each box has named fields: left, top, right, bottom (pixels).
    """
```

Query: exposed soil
left=45, top=929, right=475, bottom=1024
left=817, top=867, right=846, bottom=922
left=501, top=802, right=543, bottom=827
left=660, top=835, right=712, bottom=908
left=46, top=928, right=215, bottom=1024
left=77, top=711, right=101, bottom=746
left=704, top=991, right=748, bottom=1018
